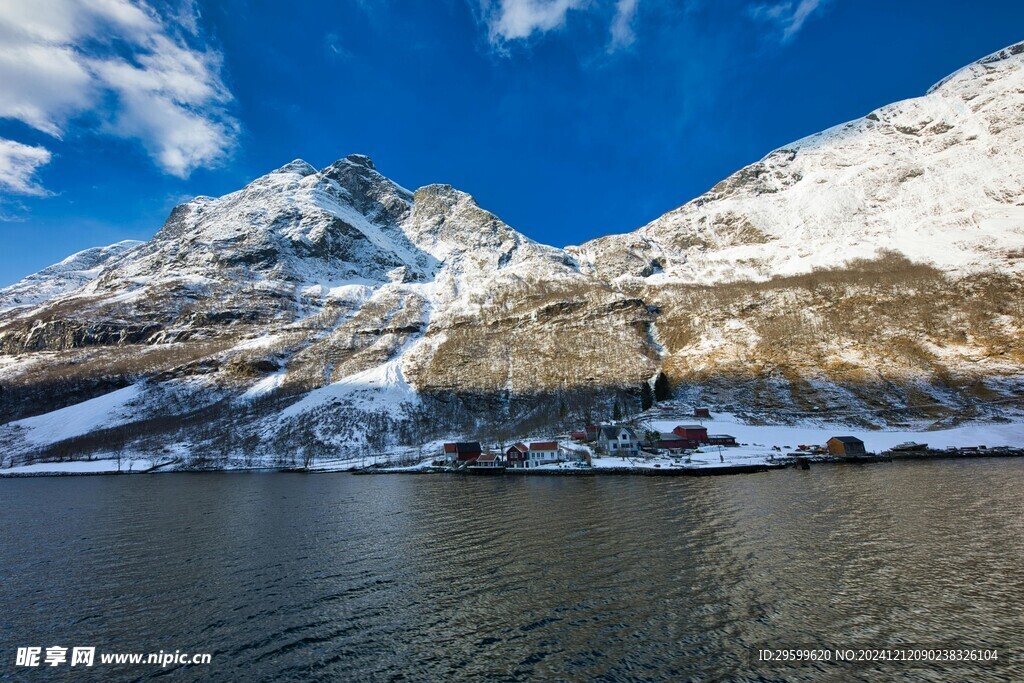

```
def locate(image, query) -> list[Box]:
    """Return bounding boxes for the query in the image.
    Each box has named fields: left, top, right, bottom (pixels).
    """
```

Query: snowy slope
left=7, top=384, right=143, bottom=446
left=0, top=240, right=142, bottom=313
left=572, top=41, right=1024, bottom=283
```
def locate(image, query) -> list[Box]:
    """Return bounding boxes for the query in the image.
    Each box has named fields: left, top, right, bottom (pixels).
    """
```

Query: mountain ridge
left=1, top=41, right=1023, bottom=468
left=571, top=39, right=1024, bottom=284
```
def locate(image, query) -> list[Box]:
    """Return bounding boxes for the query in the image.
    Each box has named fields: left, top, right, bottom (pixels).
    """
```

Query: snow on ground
left=278, top=351, right=418, bottom=421
left=7, top=384, right=144, bottom=446
left=233, top=333, right=287, bottom=351
left=300, top=280, right=375, bottom=299
left=0, top=458, right=154, bottom=475
left=308, top=456, right=435, bottom=473
left=242, top=370, right=286, bottom=400
left=528, top=445, right=778, bottom=471
left=646, top=414, right=1024, bottom=452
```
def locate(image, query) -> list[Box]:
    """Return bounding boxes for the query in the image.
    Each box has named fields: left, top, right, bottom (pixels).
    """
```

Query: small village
left=440, top=417, right=736, bottom=467
left=432, top=410, right=871, bottom=476
left=359, top=405, right=1024, bottom=477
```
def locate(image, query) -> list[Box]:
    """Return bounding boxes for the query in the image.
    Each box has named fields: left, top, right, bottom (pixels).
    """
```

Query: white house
left=597, top=426, right=640, bottom=456
left=528, top=442, right=560, bottom=467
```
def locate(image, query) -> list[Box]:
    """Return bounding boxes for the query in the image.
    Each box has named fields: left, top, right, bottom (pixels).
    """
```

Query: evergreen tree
left=640, top=382, right=654, bottom=410
left=654, top=372, right=672, bottom=402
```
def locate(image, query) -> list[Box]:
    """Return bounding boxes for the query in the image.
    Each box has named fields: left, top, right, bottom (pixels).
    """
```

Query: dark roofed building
left=826, top=436, right=865, bottom=456
left=694, top=407, right=712, bottom=418
left=597, top=426, right=640, bottom=456
left=443, top=441, right=483, bottom=462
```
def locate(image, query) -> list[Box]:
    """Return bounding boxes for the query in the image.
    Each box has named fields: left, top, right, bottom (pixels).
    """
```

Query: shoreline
left=354, top=463, right=784, bottom=476
left=4, top=448, right=1024, bottom=479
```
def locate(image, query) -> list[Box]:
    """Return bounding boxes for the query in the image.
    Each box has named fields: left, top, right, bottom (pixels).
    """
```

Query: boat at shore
left=890, top=442, right=929, bottom=452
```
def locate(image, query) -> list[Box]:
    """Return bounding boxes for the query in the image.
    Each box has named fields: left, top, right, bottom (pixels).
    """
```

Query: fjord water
left=2, top=463, right=1022, bottom=681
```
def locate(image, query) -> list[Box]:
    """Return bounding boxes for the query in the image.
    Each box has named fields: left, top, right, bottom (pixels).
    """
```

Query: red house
left=571, top=431, right=588, bottom=441
left=505, top=443, right=529, bottom=468
left=694, top=407, right=712, bottom=418
left=658, top=434, right=698, bottom=450
left=584, top=425, right=600, bottom=442
left=443, top=442, right=482, bottom=462
left=673, top=425, right=708, bottom=442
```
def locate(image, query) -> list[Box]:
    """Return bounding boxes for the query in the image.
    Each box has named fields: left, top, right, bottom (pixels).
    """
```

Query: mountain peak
left=271, top=155, right=376, bottom=180
left=272, top=159, right=317, bottom=176
left=927, top=40, right=1024, bottom=95
left=341, top=154, right=375, bottom=170
left=320, top=154, right=390, bottom=188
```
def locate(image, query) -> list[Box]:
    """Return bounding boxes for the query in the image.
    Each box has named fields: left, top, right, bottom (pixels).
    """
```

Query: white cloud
left=89, top=34, right=236, bottom=177
left=479, top=0, right=595, bottom=43
left=609, top=0, right=639, bottom=49
left=478, top=0, right=644, bottom=50
left=749, top=0, right=827, bottom=42
left=0, top=42, right=94, bottom=138
left=0, top=0, right=237, bottom=195
left=482, top=0, right=589, bottom=42
left=0, top=139, right=52, bottom=197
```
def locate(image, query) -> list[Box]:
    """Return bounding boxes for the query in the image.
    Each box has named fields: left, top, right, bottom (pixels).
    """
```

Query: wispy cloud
left=748, top=0, right=827, bottom=43
left=480, top=0, right=590, bottom=43
left=476, top=0, right=641, bottom=51
left=609, top=0, right=639, bottom=49
left=324, top=32, right=353, bottom=61
left=0, top=139, right=52, bottom=197
left=0, top=0, right=237, bottom=199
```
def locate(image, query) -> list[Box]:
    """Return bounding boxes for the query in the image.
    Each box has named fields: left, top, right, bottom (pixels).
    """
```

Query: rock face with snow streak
left=0, top=42, right=1023, bottom=467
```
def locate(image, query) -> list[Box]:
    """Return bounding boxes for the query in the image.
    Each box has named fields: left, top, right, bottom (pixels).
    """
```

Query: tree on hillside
left=640, top=382, right=654, bottom=411
left=654, top=372, right=671, bottom=402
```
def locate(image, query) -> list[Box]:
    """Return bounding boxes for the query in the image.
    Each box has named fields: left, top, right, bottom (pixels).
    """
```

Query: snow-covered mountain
left=0, top=240, right=142, bottom=314
left=1, top=42, right=1023, bottom=468
left=572, top=42, right=1024, bottom=283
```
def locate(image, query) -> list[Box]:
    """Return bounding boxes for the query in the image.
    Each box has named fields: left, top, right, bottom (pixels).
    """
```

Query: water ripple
left=1, top=463, right=1023, bottom=681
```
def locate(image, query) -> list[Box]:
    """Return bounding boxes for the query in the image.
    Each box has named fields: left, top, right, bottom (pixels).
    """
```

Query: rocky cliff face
left=1, top=43, right=1023, bottom=467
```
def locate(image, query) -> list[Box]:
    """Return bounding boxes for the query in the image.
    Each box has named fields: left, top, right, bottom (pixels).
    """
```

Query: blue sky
left=0, top=0, right=1022, bottom=286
